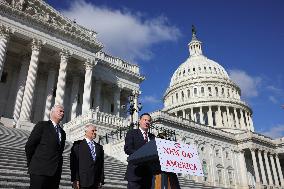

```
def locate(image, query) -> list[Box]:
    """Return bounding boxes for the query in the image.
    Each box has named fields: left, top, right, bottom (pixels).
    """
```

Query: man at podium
left=124, top=113, right=155, bottom=189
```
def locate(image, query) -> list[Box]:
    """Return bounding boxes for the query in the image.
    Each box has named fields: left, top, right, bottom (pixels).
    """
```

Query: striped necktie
left=88, top=141, right=96, bottom=161
left=55, top=125, right=61, bottom=143
left=143, top=131, right=148, bottom=143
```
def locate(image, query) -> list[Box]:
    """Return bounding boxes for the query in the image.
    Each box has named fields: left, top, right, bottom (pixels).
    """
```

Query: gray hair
left=85, top=124, right=97, bottom=132
left=50, top=104, right=64, bottom=115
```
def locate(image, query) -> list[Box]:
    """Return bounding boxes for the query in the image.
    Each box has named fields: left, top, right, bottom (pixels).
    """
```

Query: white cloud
left=228, top=69, right=261, bottom=98
left=262, top=124, right=284, bottom=139
left=62, top=0, right=181, bottom=63
left=267, top=85, right=284, bottom=95
left=268, top=96, right=278, bottom=104
left=141, top=95, right=161, bottom=104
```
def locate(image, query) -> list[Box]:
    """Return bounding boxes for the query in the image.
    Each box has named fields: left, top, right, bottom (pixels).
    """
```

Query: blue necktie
left=88, top=141, right=96, bottom=161
left=55, top=125, right=61, bottom=143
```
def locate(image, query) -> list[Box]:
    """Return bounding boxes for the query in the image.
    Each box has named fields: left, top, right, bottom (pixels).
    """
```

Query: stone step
left=0, top=124, right=226, bottom=189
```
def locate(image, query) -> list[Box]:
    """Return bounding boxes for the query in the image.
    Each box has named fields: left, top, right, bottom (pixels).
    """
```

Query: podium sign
left=156, top=138, right=204, bottom=176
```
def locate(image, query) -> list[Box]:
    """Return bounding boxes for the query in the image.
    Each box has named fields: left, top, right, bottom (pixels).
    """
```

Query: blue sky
left=45, top=0, right=284, bottom=138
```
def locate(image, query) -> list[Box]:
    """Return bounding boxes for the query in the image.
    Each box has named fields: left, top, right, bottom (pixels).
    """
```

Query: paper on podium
left=127, top=138, right=204, bottom=176
left=156, top=138, right=204, bottom=176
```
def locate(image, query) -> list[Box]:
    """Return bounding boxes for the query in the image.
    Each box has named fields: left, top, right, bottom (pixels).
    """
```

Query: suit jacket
left=124, top=129, right=155, bottom=181
left=70, top=139, right=104, bottom=187
left=25, top=120, right=66, bottom=176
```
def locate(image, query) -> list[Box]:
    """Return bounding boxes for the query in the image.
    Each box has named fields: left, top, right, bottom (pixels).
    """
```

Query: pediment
left=1, top=0, right=103, bottom=51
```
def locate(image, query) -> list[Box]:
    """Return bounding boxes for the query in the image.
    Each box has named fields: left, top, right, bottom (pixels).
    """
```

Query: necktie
left=88, top=141, right=96, bottom=161
left=143, top=132, right=148, bottom=143
left=55, top=125, right=61, bottom=143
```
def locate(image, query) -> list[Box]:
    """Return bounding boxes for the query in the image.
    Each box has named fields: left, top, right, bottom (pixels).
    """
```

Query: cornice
left=0, top=1, right=103, bottom=52
left=96, top=51, right=145, bottom=82
left=151, top=110, right=236, bottom=142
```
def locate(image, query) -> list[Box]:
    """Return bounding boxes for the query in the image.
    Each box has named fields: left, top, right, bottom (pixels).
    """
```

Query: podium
left=127, top=139, right=159, bottom=164
left=127, top=138, right=204, bottom=189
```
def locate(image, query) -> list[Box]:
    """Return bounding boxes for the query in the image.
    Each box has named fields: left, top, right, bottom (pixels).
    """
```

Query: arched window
left=194, top=88, right=197, bottom=97
left=208, top=87, right=212, bottom=96
left=176, top=93, right=178, bottom=102
left=187, top=89, right=190, bottom=98
left=201, top=87, right=204, bottom=96
left=181, top=91, right=184, bottom=101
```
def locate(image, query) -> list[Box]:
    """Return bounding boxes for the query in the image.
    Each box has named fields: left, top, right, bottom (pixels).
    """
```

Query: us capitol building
left=0, top=0, right=283, bottom=189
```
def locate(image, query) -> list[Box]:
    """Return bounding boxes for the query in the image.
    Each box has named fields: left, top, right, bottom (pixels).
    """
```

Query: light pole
left=128, top=94, right=142, bottom=129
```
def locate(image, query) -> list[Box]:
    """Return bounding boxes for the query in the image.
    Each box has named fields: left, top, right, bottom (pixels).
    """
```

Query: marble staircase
left=0, top=123, right=227, bottom=189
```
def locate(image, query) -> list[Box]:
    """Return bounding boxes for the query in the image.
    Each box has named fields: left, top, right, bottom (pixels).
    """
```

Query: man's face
left=86, top=126, right=97, bottom=140
left=51, top=106, right=64, bottom=123
left=139, top=115, right=151, bottom=131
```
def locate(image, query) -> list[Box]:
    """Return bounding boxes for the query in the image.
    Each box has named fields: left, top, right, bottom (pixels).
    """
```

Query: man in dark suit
left=124, top=113, right=155, bottom=189
left=25, top=105, right=66, bottom=189
left=70, top=124, right=104, bottom=189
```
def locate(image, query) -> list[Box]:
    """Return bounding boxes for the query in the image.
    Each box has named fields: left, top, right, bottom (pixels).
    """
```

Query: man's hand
left=97, top=182, right=104, bottom=188
left=72, top=180, right=80, bottom=189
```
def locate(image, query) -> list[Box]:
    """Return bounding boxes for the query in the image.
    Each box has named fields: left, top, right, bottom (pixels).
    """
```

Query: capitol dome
left=163, top=27, right=254, bottom=133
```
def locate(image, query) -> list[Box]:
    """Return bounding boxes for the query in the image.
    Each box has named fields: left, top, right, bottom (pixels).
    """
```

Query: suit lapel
left=82, top=139, right=95, bottom=163
left=48, top=120, right=59, bottom=145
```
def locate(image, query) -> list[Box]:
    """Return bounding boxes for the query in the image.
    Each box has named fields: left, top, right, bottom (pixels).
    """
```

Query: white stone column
left=223, top=111, right=228, bottom=127
left=54, top=50, right=69, bottom=105
left=113, top=86, right=121, bottom=116
left=264, top=151, right=273, bottom=185
left=233, top=107, right=240, bottom=128
left=245, top=112, right=250, bottom=130
left=238, top=150, right=248, bottom=187
left=240, top=109, right=245, bottom=129
left=133, top=90, right=140, bottom=124
left=43, top=68, right=56, bottom=121
left=248, top=114, right=254, bottom=132
left=226, top=107, right=232, bottom=127
left=250, top=149, right=261, bottom=185
left=199, top=106, right=203, bottom=124
left=94, top=80, right=102, bottom=111
left=190, top=108, right=194, bottom=121
left=232, top=151, right=241, bottom=186
left=217, top=106, right=223, bottom=127
left=0, top=25, right=11, bottom=79
left=13, top=54, right=30, bottom=126
left=208, top=106, right=213, bottom=126
left=70, top=76, right=80, bottom=119
left=258, top=150, right=267, bottom=185
left=82, top=60, right=94, bottom=115
left=182, top=109, right=186, bottom=119
left=275, top=154, right=284, bottom=186
left=270, top=154, right=280, bottom=186
left=18, top=39, right=42, bottom=122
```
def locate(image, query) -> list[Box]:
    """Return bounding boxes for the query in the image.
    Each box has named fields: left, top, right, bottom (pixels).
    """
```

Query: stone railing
left=104, top=139, right=128, bottom=163
left=151, top=110, right=235, bottom=140
left=64, top=109, right=128, bottom=141
left=96, top=51, right=140, bottom=75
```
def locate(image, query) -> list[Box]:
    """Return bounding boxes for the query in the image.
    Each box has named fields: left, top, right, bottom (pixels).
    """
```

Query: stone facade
left=148, top=30, right=284, bottom=188
left=0, top=0, right=144, bottom=135
left=0, top=1, right=283, bottom=189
